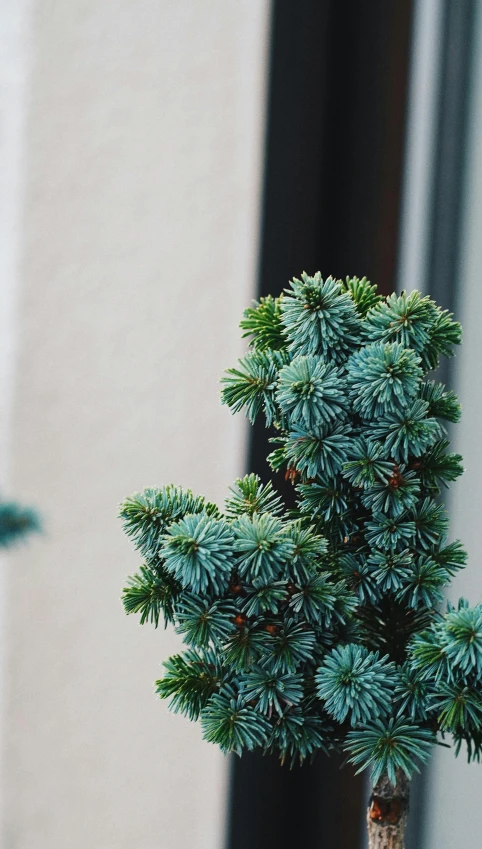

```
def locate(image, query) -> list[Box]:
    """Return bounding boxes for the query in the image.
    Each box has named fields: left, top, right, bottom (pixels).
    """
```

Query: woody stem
left=367, top=770, right=410, bottom=849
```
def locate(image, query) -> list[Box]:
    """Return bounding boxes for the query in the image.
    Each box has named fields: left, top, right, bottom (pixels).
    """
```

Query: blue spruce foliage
left=120, top=274, right=482, bottom=788
left=0, top=501, right=39, bottom=549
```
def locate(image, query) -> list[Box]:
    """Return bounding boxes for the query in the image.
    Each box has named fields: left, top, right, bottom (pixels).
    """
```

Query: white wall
left=0, top=2, right=269, bottom=847
left=397, top=0, right=444, bottom=297
left=423, top=3, right=482, bottom=846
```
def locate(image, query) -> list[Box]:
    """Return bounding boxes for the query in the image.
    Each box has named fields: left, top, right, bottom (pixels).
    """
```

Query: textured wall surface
left=1, top=2, right=269, bottom=847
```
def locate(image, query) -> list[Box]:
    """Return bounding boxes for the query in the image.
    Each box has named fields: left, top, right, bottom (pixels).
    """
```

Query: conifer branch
left=120, top=274, right=482, bottom=840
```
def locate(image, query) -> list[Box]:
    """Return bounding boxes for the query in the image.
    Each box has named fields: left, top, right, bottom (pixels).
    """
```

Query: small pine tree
left=120, top=274, right=478, bottom=849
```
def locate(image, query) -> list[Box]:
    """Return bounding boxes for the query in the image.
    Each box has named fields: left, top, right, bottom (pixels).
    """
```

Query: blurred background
left=0, top=1, right=481, bottom=847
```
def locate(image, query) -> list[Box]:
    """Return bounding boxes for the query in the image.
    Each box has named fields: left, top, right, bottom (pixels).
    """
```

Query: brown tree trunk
left=367, top=770, right=410, bottom=849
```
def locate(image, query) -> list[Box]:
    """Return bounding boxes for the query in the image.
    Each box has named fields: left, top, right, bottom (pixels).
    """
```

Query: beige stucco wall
left=1, top=2, right=269, bottom=847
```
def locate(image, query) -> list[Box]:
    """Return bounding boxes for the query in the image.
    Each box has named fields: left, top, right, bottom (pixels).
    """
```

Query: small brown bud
left=285, top=467, right=299, bottom=484
left=233, top=613, right=247, bottom=628
left=388, top=462, right=404, bottom=489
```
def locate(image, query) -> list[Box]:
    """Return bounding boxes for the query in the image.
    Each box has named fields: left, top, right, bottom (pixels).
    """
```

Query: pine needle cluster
left=120, top=273, right=479, bottom=784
